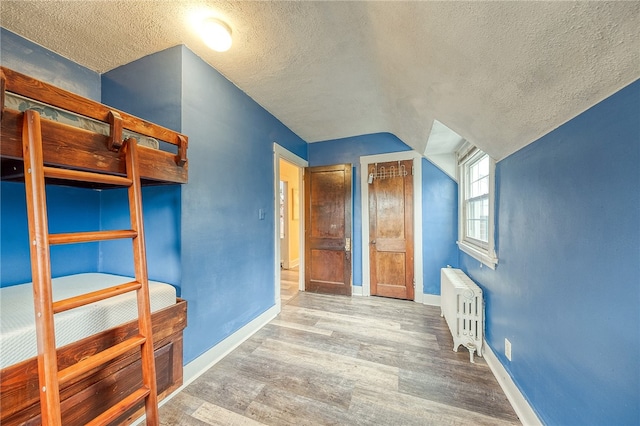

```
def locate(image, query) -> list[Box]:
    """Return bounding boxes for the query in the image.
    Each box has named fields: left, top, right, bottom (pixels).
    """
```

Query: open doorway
left=273, top=144, right=307, bottom=310
left=279, top=163, right=299, bottom=270
left=279, top=160, right=300, bottom=305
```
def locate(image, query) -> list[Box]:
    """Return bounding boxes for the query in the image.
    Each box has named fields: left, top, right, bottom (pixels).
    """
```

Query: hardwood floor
left=152, top=271, right=520, bottom=425
left=280, top=267, right=299, bottom=305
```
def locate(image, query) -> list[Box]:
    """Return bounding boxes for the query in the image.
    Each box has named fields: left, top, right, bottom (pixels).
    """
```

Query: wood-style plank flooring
left=153, top=269, right=520, bottom=425
left=280, top=267, right=300, bottom=305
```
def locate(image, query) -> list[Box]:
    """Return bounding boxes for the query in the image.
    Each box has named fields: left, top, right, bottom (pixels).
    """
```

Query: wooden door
left=368, top=160, right=414, bottom=300
left=305, top=164, right=352, bottom=296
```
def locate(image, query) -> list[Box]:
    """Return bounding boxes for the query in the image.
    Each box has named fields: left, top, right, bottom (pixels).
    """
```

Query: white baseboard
left=422, top=294, right=441, bottom=307
left=133, top=304, right=279, bottom=425
left=283, top=258, right=300, bottom=270
left=352, top=285, right=364, bottom=296
left=483, top=340, right=542, bottom=426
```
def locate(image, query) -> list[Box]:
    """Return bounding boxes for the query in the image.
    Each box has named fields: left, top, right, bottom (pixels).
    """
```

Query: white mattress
left=0, top=273, right=176, bottom=369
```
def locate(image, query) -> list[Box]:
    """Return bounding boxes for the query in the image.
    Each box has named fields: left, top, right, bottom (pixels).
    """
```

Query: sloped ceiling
left=1, top=1, right=638, bottom=162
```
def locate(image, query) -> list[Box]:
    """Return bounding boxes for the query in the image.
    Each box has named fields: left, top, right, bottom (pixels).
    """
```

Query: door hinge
left=413, top=278, right=416, bottom=288
left=412, top=165, right=415, bottom=176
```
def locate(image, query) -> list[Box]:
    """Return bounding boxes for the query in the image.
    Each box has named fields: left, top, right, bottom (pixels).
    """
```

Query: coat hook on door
left=368, top=165, right=376, bottom=184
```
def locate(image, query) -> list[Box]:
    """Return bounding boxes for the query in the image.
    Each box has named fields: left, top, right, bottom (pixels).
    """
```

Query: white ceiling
left=1, top=1, right=638, bottom=165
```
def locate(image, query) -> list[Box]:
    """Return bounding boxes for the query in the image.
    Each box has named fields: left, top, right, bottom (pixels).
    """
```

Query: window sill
left=457, top=240, right=498, bottom=270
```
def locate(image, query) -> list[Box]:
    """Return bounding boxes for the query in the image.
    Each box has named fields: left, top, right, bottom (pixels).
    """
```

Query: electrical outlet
left=505, top=338, right=512, bottom=361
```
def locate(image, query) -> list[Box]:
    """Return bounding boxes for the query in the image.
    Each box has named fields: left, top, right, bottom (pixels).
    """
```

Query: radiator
left=440, top=267, right=484, bottom=362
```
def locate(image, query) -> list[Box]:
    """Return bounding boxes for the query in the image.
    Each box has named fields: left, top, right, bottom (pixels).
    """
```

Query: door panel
left=369, top=160, right=414, bottom=300
left=310, top=250, right=345, bottom=283
left=375, top=252, right=407, bottom=298
left=305, top=164, right=352, bottom=296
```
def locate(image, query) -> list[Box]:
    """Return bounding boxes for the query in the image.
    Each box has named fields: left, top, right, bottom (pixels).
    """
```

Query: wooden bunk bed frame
left=0, top=66, right=188, bottom=185
left=0, top=66, right=189, bottom=425
left=1, top=300, right=187, bottom=425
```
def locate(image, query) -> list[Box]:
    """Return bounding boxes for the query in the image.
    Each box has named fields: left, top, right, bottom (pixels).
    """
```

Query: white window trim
left=457, top=147, right=498, bottom=269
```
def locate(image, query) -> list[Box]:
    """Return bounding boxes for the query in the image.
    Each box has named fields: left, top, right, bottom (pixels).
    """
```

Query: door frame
left=304, top=164, right=353, bottom=296
left=360, top=151, right=424, bottom=303
left=274, top=143, right=308, bottom=311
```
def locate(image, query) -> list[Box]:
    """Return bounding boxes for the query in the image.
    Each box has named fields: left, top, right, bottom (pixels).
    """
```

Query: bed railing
left=0, top=66, right=188, bottom=185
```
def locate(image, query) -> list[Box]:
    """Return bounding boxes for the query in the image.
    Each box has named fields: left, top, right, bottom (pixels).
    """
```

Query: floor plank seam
left=154, top=274, right=521, bottom=425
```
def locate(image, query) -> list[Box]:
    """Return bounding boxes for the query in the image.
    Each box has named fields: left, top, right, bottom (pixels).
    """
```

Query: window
left=458, top=147, right=498, bottom=269
left=466, top=154, right=489, bottom=245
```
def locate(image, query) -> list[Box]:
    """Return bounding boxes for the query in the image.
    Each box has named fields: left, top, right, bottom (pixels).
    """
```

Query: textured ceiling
left=1, top=1, right=638, bottom=161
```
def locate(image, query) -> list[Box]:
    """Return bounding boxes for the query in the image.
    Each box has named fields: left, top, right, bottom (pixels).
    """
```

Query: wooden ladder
left=21, top=109, right=159, bottom=426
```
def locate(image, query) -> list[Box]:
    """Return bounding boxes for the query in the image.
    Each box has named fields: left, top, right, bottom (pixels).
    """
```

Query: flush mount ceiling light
left=200, top=18, right=232, bottom=52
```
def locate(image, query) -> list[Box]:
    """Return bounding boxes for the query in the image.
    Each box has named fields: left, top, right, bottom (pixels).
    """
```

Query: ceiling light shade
left=201, top=18, right=232, bottom=52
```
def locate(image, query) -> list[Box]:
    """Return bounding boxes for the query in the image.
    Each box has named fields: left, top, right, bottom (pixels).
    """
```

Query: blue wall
left=101, top=47, right=184, bottom=288
left=1, top=183, right=100, bottom=286
left=101, top=46, right=183, bottom=133
left=97, top=187, right=182, bottom=287
left=1, top=28, right=101, bottom=101
left=460, top=80, right=640, bottom=425
left=179, top=47, right=307, bottom=363
left=307, top=134, right=458, bottom=294
left=0, top=29, right=102, bottom=287
left=101, top=45, right=308, bottom=363
left=421, top=158, right=458, bottom=294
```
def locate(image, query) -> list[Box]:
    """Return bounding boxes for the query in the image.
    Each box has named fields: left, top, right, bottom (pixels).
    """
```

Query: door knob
left=370, top=240, right=376, bottom=245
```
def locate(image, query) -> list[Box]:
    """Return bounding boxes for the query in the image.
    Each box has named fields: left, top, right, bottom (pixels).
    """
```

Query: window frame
left=457, top=147, right=498, bottom=269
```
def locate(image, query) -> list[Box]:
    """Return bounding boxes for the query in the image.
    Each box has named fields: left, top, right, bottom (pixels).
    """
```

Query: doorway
left=279, top=161, right=302, bottom=271
left=368, top=159, right=414, bottom=300
left=280, top=266, right=299, bottom=305
left=274, top=144, right=307, bottom=310
left=304, top=164, right=353, bottom=296
left=360, top=152, right=424, bottom=303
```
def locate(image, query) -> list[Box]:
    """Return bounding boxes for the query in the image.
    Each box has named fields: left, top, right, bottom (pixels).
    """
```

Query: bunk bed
left=0, top=67, right=189, bottom=425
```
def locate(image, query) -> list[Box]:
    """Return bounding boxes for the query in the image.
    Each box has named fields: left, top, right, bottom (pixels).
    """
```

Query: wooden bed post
left=176, top=134, right=188, bottom=166
left=107, top=110, right=124, bottom=152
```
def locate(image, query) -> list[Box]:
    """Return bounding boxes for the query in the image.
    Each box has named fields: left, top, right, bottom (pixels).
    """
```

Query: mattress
left=0, top=273, right=176, bottom=369
left=4, top=92, right=160, bottom=149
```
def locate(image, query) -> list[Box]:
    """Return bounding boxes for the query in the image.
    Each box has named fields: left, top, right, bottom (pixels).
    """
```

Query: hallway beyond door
left=280, top=267, right=299, bottom=305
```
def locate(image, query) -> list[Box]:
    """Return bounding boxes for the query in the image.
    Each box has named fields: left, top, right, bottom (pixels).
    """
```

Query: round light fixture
left=201, top=18, right=232, bottom=52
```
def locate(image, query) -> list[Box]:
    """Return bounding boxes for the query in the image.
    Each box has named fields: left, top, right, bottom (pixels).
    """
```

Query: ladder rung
left=22, top=110, right=159, bottom=425
left=85, top=386, right=150, bottom=426
left=44, top=166, right=132, bottom=186
left=53, top=281, right=141, bottom=314
left=58, top=335, right=146, bottom=386
left=49, top=229, right=137, bottom=245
